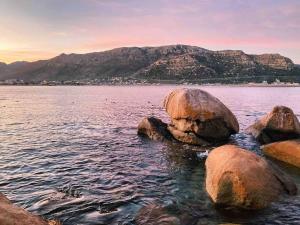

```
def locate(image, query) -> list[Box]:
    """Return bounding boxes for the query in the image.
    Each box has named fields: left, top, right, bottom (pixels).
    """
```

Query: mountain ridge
left=0, top=44, right=299, bottom=84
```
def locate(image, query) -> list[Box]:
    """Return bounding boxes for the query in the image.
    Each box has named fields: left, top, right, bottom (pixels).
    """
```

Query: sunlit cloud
left=0, top=50, right=57, bottom=63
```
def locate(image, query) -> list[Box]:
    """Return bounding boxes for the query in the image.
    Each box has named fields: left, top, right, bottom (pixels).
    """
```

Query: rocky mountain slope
left=0, top=45, right=299, bottom=83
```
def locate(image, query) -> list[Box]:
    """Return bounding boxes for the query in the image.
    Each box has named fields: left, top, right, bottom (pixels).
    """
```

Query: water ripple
left=0, top=86, right=299, bottom=224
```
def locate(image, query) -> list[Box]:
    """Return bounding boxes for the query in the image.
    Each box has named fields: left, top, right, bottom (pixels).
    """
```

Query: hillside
left=0, top=45, right=299, bottom=84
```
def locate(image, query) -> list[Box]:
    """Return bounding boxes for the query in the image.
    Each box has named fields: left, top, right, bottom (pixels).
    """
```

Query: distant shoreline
left=1, top=83, right=300, bottom=87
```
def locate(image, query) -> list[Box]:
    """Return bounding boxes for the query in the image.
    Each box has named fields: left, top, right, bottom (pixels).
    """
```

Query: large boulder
left=137, top=117, right=173, bottom=141
left=163, top=88, right=239, bottom=145
left=246, top=106, right=300, bottom=144
left=0, top=193, right=48, bottom=225
left=205, top=145, right=297, bottom=209
left=262, top=140, right=300, bottom=168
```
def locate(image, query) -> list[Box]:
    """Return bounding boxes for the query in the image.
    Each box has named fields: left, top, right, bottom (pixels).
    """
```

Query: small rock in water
left=246, top=106, right=300, bottom=144
left=48, top=220, right=62, bottom=225
left=197, top=150, right=209, bottom=159
left=58, top=184, right=82, bottom=198
left=138, top=117, right=174, bottom=141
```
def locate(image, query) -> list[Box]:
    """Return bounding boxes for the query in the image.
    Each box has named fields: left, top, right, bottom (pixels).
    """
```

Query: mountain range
left=0, top=45, right=299, bottom=84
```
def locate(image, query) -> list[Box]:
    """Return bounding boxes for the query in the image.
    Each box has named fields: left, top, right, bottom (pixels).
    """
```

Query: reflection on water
left=0, top=85, right=299, bottom=224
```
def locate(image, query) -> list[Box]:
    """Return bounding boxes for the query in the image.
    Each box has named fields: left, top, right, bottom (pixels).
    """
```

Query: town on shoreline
left=0, top=78, right=300, bottom=87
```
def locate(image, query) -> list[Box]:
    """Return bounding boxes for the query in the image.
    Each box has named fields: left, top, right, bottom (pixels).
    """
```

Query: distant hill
left=0, top=45, right=299, bottom=84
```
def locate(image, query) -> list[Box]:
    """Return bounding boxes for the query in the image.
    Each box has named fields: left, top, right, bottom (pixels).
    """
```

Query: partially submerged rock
left=167, top=125, right=209, bottom=146
left=205, top=145, right=297, bottom=209
left=48, top=220, right=61, bottom=225
left=0, top=193, right=48, bottom=225
left=164, top=89, right=239, bottom=145
left=246, top=106, right=300, bottom=144
left=138, top=117, right=173, bottom=141
left=262, top=139, right=300, bottom=168
left=135, top=204, right=180, bottom=225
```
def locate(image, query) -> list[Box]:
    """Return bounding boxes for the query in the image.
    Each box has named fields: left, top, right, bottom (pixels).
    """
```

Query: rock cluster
left=138, top=88, right=239, bottom=146
left=137, top=89, right=299, bottom=215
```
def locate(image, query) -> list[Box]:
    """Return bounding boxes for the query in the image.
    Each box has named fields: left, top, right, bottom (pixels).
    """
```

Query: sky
left=0, top=0, right=299, bottom=64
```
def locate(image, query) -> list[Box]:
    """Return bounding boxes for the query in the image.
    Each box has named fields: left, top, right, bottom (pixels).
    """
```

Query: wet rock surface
left=262, top=139, right=300, bottom=168
left=246, top=106, right=300, bottom=144
left=205, top=145, right=297, bottom=209
left=0, top=193, right=48, bottom=225
left=137, top=117, right=174, bottom=141
left=163, top=88, right=239, bottom=144
left=167, top=124, right=210, bottom=146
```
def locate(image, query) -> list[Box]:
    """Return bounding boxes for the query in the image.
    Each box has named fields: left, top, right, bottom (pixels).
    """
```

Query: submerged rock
left=138, top=117, right=173, bottom=141
left=262, top=139, right=300, bottom=168
left=163, top=88, right=239, bottom=144
left=47, top=220, right=61, bottom=225
left=205, top=145, right=297, bottom=209
left=0, top=193, right=48, bottom=225
left=246, top=106, right=300, bottom=144
left=135, top=204, right=180, bottom=225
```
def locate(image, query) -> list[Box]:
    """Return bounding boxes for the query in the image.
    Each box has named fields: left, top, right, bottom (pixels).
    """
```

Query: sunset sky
left=0, top=0, right=299, bottom=63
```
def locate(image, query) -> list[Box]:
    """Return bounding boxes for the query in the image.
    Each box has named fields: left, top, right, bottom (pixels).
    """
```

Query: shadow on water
left=266, top=157, right=300, bottom=183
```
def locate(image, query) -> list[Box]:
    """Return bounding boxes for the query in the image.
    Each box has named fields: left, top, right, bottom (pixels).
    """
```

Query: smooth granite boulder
left=163, top=89, right=239, bottom=145
left=262, top=139, right=300, bottom=168
left=246, top=106, right=300, bottom=144
left=205, top=145, right=297, bottom=209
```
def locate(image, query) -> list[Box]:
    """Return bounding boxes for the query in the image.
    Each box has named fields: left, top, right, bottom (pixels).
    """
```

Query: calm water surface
left=0, top=86, right=299, bottom=225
